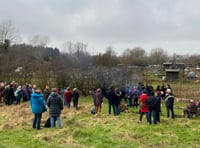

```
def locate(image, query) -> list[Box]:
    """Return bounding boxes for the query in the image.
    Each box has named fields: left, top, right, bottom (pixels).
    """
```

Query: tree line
left=0, top=20, right=200, bottom=95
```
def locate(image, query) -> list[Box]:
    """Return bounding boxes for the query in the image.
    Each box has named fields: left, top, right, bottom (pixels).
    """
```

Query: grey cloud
left=1, top=0, right=200, bottom=55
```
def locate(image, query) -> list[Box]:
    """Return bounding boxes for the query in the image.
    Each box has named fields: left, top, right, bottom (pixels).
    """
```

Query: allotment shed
left=165, top=69, right=180, bottom=81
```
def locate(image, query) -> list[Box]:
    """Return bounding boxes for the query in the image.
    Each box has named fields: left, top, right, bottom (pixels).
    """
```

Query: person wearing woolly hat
left=166, top=88, right=171, bottom=94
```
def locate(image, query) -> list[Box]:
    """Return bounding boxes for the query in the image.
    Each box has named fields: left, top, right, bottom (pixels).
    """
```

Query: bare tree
left=29, top=35, right=50, bottom=47
left=74, top=42, right=87, bottom=53
left=130, top=47, right=146, bottom=57
left=0, top=20, right=19, bottom=54
left=92, top=46, right=120, bottom=67
left=0, top=20, right=19, bottom=45
left=62, top=41, right=90, bottom=69
left=105, top=46, right=117, bottom=57
left=149, top=48, right=168, bottom=65
left=63, top=41, right=73, bottom=54
left=121, top=48, right=131, bottom=65
left=122, top=48, right=131, bottom=57
left=63, top=41, right=87, bottom=55
left=121, top=47, right=147, bottom=66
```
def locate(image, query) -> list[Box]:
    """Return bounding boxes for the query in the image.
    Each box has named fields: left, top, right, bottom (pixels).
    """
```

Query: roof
left=163, top=62, right=185, bottom=65
left=165, top=69, right=180, bottom=72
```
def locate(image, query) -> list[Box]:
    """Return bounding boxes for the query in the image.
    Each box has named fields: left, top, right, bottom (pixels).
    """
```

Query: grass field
left=0, top=95, right=199, bottom=148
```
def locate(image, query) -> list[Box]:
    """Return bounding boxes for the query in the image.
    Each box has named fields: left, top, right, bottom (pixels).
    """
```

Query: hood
left=31, top=93, right=43, bottom=98
left=50, top=92, right=59, bottom=97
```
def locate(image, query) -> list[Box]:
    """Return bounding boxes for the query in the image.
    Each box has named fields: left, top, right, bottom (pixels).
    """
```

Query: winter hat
left=166, top=89, right=171, bottom=94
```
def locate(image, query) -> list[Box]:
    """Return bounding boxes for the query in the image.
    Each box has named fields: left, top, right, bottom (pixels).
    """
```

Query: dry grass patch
left=0, top=96, right=199, bottom=148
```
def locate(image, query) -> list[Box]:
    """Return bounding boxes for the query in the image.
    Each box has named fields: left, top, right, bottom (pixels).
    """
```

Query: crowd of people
left=30, top=86, right=80, bottom=129
left=92, top=87, right=122, bottom=115
left=30, top=82, right=200, bottom=129
left=0, top=81, right=80, bottom=130
left=92, top=82, right=200, bottom=125
left=0, top=81, right=200, bottom=129
left=0, top=82, right=39, bottom=105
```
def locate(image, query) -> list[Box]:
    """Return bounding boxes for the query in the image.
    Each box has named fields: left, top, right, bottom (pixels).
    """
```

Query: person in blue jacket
left=30, top=89, right=47, bottom=130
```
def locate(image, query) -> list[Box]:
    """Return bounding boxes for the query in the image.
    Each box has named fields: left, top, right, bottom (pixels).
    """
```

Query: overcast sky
left=1, top=0, right=200, bottom=55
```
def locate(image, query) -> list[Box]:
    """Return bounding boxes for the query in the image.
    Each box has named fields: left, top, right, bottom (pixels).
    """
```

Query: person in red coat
left=138, top=91, right=148, bottom=122
left=64, top=87, right=72, bottom=108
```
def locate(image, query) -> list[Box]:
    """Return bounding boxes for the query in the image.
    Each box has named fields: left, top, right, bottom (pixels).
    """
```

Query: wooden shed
left=165, top=69, right=180, bottom=81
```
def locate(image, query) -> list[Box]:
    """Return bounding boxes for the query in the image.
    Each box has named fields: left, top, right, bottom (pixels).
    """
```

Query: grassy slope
left=0, top=97, right=200, bottom=148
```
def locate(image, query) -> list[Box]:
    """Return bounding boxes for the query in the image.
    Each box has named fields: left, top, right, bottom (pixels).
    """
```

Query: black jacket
left=47, top=92, right=63, bottom=117
left=147, top=96, right=157, bottom=110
